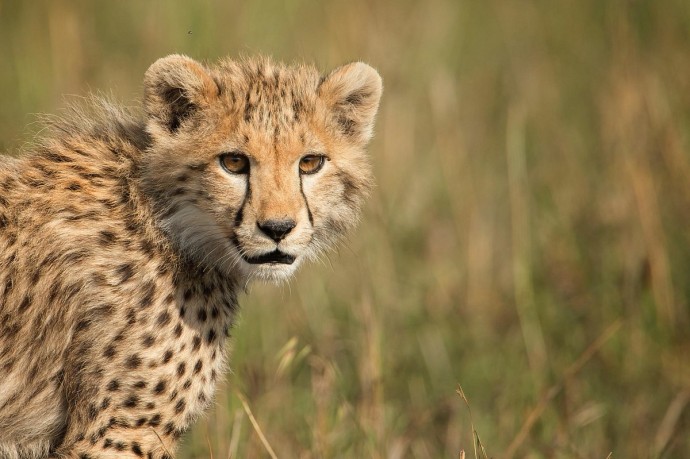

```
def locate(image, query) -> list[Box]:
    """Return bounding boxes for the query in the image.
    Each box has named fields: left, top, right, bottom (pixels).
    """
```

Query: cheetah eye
left=219, top=152, right=249, bottom=175
left=299, top=154, right=326, bottom=175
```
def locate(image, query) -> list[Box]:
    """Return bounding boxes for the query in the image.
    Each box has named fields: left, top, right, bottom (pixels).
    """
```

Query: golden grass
left=2, top=0, right=690, bottom=457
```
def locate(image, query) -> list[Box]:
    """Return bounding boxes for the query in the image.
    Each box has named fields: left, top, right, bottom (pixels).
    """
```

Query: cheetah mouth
left=243, top=250, right=296, bottom=265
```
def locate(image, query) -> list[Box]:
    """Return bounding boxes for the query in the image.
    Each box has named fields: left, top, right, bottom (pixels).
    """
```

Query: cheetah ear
left=318, top=62, right=383, bottom=146
left=144, top=54, right=219, bottom=133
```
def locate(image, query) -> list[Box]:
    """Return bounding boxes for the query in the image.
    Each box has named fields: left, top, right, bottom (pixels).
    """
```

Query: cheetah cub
left=0, top=55, right=382, bottom=459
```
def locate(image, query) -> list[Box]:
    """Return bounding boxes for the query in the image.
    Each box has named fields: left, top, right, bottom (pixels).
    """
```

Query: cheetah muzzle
left=0, top=54, right=382, bottom=459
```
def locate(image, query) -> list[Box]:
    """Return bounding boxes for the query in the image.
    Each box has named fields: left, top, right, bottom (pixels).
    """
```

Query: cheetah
left=0, top=55, right=382, bottom=458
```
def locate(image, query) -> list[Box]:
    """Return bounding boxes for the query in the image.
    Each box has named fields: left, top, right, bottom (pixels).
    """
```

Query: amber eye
left=219, top=153, right=249, bottom=174
left=299, top=155, right=326, bottom=175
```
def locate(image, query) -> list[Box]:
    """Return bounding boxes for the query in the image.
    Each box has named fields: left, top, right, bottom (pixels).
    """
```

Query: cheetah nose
left=257, top=219, right=296, bottom=242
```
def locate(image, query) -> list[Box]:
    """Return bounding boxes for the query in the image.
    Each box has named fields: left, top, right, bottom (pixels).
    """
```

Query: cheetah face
left=141, top=55, right=382, bottom=282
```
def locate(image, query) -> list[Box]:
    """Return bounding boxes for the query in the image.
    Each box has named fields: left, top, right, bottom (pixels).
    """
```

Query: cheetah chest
left=82, top=274, right=236, bottom=448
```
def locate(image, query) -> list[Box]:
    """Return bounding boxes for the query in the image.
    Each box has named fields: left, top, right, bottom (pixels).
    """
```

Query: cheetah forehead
left=215, top=56, right=322, bottom=117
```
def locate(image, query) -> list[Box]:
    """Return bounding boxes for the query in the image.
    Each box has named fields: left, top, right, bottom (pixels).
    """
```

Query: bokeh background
left=2, top=0, right=690, bottom=457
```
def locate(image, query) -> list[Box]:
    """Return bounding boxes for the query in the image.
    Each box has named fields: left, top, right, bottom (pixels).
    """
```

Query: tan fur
left=0, top=55, right=381, bottom=459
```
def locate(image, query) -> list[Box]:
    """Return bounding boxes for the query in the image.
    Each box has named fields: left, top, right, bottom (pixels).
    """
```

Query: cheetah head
left=141, top=55, right=382, bottom=282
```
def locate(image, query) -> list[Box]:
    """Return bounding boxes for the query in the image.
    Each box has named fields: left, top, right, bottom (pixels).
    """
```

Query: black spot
left=136, top=417, right=147, bottom=427
left=173, top=323, right=183, bottom=338
left=293, top=98, right=303, bottom=121
left=99, top=230, right=117, bottom=245
left=139, top=282, right=156, bottom=309
left=52, top=370, right=65, bottom=385
left=163, top=422, right=180, bottom=440
left=163, top=350, right=173, bottom=364
left=30, top=269, right=41, bottom=285
left=48, top=282, right=60, bottom=303
left=116, top=263, right=134, bottom=283
left=197, top=309, right=207, bottom=322
left=123, top=394, right=139, bottom=408
left=106, top=380, right=120, bottom=391
left=139, top=239, right=154, bottom=256
left=18, top=296, right=31, bottom=312
left=44, top=150, right=70, bottom=163
left=193, top=360, right=203, bottom=374
left=131, top=442, right=143, bottom=457
left=174, top=399, right=186, bottom=414
left=142, top=334, right=155, bottom=347
left=177, top=362, right=186, bottom=376
left=157, top=311, right=171, bottom=326
left=87, top=403, right=98, bottom=420
left=182, top=379, right=192, bottom=390
left=192, top=335, right=201, bottom=351
left=101, top=397, right=111, bottom=410
left=75, top=319, right=90, bottom=332
left=133, top=380, right=147, bottom=389
left=112, top=330, right=125, bottom=342
left=115, top=441, right=126, bottom=451
left=126, top=308, right=137, bottom=325
left=179, top=306, right=186, bottom=318
left=125, top=220, right=138, bottom=234
left=28, top=363, right=40, bottom=381
left=93, top=303, right=115, bottom=317
left=125, top=354, right=142, bottom=369
left=153, top=380, right=167, bottom=394
left=103, top=345, right=117, bottom=359
left=211, top=307, right=219, bottom=319
left=149, top=414, right=162, bottom=427
left=89, top=428, right=103, bottom=445
left=207, top=329, right=217, bottom=344
left=103, top=438, right=113, bottom=449
left=244, top=91, right=254, bottom=121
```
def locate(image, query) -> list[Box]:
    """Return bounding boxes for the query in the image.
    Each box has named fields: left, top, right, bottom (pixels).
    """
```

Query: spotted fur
left=0, top=55, right=382, bottom=459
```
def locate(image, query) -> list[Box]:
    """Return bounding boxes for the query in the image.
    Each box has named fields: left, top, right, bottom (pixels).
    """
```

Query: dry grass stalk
left=504, top=320, right=622, bottom=458
left=456, top=385, right=489, bottom=459
left=653, top=390, right=690, bottom=457
left=234, top=390, right=278, bottom=459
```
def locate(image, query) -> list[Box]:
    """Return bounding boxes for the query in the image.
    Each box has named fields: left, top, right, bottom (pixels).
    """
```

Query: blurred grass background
left=2, top=0, right=690, bottom=457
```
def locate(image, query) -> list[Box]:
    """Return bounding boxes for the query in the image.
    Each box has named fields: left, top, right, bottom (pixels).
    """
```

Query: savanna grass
left=1, top=0, right=689, bottom=457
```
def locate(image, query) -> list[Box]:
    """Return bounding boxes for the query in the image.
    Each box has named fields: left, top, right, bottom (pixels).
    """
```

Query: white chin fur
left=238, top=256, right=303, bottom=283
